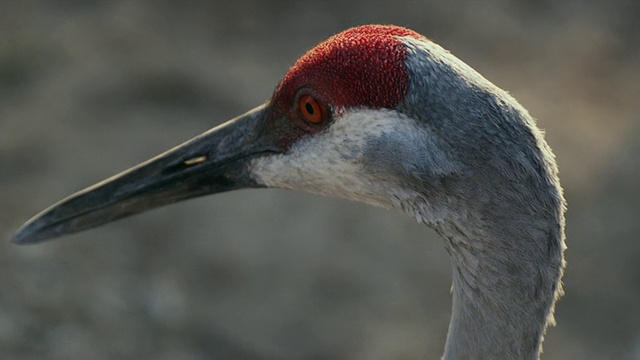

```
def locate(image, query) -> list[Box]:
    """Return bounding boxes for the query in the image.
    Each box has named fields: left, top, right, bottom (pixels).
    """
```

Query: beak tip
left=11, top=227, right=36, bottom=245
left=11, top=220, right=52, bottom=245
left=11, top=231, right=30, bottom=245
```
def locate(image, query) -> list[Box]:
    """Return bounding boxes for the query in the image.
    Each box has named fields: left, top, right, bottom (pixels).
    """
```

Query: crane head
left=12, top=24, right=555, bottom=245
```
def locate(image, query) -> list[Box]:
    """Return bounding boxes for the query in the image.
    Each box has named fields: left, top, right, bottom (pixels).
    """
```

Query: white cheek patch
left=249, top=109, right=428, bottom=212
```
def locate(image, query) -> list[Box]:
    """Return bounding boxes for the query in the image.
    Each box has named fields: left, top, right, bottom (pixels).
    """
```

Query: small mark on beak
left=184, top=155, right=208, bottom=166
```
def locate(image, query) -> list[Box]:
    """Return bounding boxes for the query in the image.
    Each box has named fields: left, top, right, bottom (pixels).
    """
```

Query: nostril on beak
left=161, top=155, right=209, bottom=175
left=183, top=155, right=208, bottom=166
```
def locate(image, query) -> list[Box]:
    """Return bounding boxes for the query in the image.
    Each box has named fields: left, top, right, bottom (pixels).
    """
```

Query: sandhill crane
left=13, top=25, right=566, bottom=359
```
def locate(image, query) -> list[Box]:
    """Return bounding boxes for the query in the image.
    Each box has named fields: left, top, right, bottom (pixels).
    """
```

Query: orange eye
left=298, top=95, right=324, bottom=124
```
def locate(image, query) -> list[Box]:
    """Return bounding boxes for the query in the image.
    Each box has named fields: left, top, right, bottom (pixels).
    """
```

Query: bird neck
left=436, top=215, right=563, bottom=360
left=444, top=270, right=542, bottom=360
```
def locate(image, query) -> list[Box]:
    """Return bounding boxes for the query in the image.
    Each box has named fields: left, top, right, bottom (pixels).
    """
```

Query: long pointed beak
left=12, top=104, right=277, bottom=244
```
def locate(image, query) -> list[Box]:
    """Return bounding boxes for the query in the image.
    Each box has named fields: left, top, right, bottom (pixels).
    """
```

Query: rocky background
left=1, top=1, right=639, bottom=359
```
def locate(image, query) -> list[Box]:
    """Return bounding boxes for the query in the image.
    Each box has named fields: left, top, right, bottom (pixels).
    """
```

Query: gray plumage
left=12, top=26, right=566, bottom=360
left=393, top=36, right=566, bottom=360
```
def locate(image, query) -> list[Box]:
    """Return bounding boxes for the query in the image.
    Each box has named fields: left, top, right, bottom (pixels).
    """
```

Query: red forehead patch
left=274, top=25, right=424, bottom=112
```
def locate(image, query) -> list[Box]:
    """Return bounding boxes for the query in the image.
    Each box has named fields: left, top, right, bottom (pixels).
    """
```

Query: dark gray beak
left=12, top=104, right=278, bottom=244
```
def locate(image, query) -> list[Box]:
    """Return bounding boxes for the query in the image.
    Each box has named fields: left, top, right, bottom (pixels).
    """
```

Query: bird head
left=12, top=24, right=558, bottom=245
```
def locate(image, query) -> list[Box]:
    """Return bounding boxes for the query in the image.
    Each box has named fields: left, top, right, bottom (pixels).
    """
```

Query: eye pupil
left=305, top=102, right=315, bottom=115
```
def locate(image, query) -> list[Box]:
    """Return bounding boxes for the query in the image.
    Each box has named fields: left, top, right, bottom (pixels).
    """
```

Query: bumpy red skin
left=264, top=25, right=426, bottom=150
left=274, top=25, right=425, bottom=113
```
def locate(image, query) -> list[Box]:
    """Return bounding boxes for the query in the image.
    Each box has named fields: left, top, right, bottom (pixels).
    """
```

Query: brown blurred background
left=1, top=1, right=639, bottom=359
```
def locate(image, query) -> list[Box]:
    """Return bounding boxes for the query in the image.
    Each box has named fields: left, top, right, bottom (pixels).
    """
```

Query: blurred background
left=1, top=1, right=639, bottom=359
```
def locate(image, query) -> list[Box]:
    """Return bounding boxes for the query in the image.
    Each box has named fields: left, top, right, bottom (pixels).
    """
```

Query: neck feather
left=393, top=30, right=566, bottom=359
left=437, top=215, right=564, bottom=360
